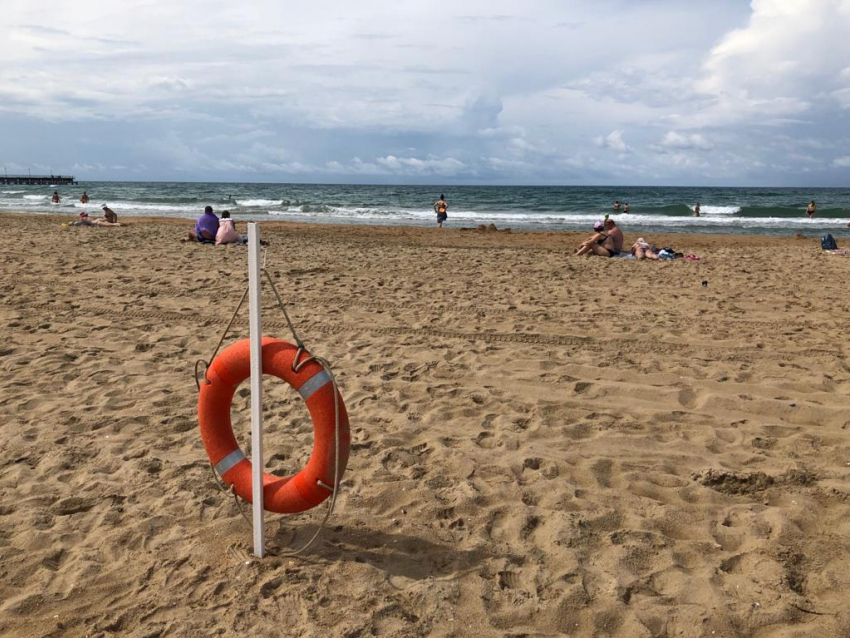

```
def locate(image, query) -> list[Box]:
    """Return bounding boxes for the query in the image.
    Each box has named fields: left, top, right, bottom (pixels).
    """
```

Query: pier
left=0, top=175, right=76, bottom=186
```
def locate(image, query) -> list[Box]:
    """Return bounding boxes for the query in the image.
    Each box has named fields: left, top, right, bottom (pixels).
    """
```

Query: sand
left=1, top=212, right=850, bottom=638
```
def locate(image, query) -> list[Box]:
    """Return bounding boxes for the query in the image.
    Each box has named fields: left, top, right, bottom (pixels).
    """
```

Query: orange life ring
left=198, top=337, right=350, bottom=514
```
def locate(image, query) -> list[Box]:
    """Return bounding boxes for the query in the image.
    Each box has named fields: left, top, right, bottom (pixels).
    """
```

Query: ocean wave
left=236, top=199, right=282, bottom=207
left=695, top=205, right=740, bottom=215
left=23, top=195, right=46, bottom=200
left=1, top=190, right=25, bottom=194
left=72, top=200, right=208, bottom=213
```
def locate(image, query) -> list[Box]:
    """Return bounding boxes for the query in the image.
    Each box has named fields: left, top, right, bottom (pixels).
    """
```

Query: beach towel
left=825, top=249, right=850, bottom=255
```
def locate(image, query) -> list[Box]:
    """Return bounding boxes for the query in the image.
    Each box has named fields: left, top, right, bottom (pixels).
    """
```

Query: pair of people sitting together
left=72, top=205, right=120, bottom=226
left=575, top=218, right=658, bottom=260
left=187, top=207, right=245, bottom=245
left=575, top=217, right=624, bottom=257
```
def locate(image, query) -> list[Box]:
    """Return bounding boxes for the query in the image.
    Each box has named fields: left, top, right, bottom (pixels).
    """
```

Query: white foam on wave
left=23, top=195, right=47, bottom=200
left=270, top=206, right=850, bottom=229
left=75, top=200, right=210, bottom=213
left=694, top=205, right=741, bottom=215
left=237, top=199, right=282, bottom=207
left=2, top=190, right=25, bottom=194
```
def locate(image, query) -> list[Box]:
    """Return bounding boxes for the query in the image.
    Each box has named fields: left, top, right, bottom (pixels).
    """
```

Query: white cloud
left=833, top=156, right=850, bottom=168
left=696, top=0, right=850, bottom=124
left=376, top=155, right=468, bottom=177
left=0, top=1, right=848, bottom=184
left=660, top=131, right=713, bottom=150
left=595, top=130, right=630, bottom=153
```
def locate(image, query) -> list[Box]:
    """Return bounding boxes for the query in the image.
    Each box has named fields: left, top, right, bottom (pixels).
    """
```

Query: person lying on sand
left=631, top=237, right=659, bottom=260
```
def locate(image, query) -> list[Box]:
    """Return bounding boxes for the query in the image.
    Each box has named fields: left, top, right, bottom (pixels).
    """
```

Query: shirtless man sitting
left=598, top=217, right=624, bottom=256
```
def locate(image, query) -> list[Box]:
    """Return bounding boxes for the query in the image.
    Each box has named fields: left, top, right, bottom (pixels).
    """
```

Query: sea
left=2, top=182, right=849, bottom=236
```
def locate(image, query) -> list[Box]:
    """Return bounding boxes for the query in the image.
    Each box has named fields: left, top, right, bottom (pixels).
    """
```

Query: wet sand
left=2, top=212, right=850, bottom=637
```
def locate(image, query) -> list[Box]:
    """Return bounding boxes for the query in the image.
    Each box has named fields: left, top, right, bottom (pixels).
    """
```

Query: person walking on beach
left=434, top=194, right=448, bottom=228
left=806, top=201, right=816, bottom=218
left=694, top=202, right=701, bottom=217
left=52, top=190, right=60, bottom=203
left=80, top=191, right=90, bottom=204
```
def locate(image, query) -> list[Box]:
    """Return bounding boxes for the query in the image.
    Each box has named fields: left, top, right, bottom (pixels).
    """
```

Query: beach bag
left=216, top=219, right=240, bottom=245
left=821, top=234, right=837, bottom=250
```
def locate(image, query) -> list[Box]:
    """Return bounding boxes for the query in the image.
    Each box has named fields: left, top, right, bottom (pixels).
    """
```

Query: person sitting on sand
left=806, top=200, right=816, bottom=218
left=433, top=194, right=448, bottom=228
left=186, top=206, right=219, bottom=243
left=600, top=217, right=624, bottom=256
left=52, top=191, right=60, bottom=203
left=101, top=204, right=117, bottom=223
left=575, top=221, right=611, bottom=257
left=215, top=211, right=246, bottom=245
left=80, top=191, right=90, bottom=204
left=631, top=237, right=659, bottom=260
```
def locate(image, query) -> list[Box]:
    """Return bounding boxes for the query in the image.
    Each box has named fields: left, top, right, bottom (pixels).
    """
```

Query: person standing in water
left=694, top=202, right=701, bottom=217
left=433, top=194, right=448, bottom=228
left=52, top=190, right=60, bottom=203
left=623, top=202, right=630, bottom=213
left=80, top=191, right=90, bottom=204
left=613, top=200, right=621, bottom=212
left=806, top=201, right=816, bottom=218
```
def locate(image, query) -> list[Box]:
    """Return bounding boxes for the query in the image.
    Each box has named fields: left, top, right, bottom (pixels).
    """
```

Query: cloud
left=833, top=156, right=850, bottom=168
left=660, top=131, right=713, bottom=150
left=595, top=130, right=630, bottom=153
left=695, top=0, right=850, bottom=124
left=0, top=1, right=848, bottom=185
left=375, top=155, right=468, bottom=177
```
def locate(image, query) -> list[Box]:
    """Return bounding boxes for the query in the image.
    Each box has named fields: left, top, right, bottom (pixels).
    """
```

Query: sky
left=1, top=0, right=849, bottom=186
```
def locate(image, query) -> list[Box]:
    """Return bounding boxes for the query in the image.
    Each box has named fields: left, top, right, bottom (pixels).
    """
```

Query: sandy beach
left=2, top=212, right=850, bottom=638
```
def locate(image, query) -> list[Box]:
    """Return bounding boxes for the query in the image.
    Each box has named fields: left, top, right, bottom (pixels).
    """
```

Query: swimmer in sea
left=613, top=200, right=621, bottom=212
left=80, top=191, right=90, bottom=204
left=694, top=202, right=701, bottom=217
left=52, top=190, right=60, bottom=203
left=806, top=200, right=816, bottom=218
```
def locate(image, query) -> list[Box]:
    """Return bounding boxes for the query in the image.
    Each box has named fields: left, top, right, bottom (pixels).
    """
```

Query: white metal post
left=247, top=223, right=265, bottom=558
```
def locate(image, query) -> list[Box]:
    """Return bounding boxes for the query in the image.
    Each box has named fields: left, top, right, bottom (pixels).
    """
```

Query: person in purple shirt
left=187, top=206, right=219, bottom=243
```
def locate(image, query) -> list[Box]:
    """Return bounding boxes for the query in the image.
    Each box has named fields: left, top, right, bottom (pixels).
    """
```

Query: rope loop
left=199, top=253, right=343, bottom=558
left=194, top=359, right=210, bottom=392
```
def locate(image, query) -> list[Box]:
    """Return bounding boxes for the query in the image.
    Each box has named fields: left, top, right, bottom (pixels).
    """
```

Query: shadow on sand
left=270, top=523, right=491, bottom=581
